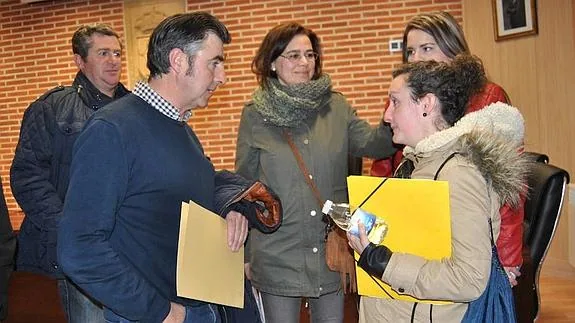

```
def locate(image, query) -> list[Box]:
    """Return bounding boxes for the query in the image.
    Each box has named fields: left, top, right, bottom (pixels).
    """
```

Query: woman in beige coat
left=348, top=55, right=528, bottom=322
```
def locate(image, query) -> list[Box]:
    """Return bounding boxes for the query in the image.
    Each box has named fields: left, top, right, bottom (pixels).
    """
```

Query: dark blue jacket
left=10, top=72, right=129, bottom=278
left=0, top=176, right=16, bottom=320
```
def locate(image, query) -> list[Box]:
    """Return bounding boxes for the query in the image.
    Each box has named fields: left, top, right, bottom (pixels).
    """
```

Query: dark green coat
left=235, top=92, right=395, bottom=297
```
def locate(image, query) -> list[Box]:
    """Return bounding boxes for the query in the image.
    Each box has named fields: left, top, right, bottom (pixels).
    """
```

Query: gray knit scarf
left=252, top=74, right=332, bottom=128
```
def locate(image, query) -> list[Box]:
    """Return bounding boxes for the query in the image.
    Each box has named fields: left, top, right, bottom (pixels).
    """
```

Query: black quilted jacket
left=0, top=176, right=16, bottom=320
left=10, top=72, right=129, bottom=278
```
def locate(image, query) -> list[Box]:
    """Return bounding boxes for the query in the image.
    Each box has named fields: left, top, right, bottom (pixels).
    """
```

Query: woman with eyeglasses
left=235, top=22, right=395, bottom=323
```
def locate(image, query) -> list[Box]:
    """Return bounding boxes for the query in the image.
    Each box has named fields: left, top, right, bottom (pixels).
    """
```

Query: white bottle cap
left=322, top=200, right=334, bottom=215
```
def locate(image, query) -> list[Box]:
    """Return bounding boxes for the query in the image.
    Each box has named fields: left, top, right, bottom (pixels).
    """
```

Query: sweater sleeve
left=57, top=120, right=170, bottom=322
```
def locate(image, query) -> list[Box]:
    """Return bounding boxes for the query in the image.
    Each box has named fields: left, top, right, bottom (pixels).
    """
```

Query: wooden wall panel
left=463, top=0, right=575, bottom=276
left=124, top=0, right=186, bottom=89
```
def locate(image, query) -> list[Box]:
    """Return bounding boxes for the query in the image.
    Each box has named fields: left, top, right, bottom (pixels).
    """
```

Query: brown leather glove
left=227, top=181, right=282, bottom=233
left=214, top=170, right=282, bottom=233
left=239, top=182, right=282, bottom=230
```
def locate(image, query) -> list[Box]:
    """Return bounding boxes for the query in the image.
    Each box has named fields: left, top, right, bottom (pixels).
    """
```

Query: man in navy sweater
left=58, top=12, right=249, bottom=323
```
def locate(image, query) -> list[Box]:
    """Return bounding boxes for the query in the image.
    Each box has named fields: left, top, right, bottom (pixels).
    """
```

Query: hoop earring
left=423, top=112, right=428, bottom=117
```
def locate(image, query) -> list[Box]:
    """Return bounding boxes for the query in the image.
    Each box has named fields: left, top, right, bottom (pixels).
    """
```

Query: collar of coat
left=404, top=102, right=529, bottom=208
left=72, top=71, right=130, bottom=110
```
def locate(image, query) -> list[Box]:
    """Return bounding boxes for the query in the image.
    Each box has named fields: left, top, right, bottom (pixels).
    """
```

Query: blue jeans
left=103, top=304, right=221, bottom=323
left=57, top=278, right=104, bottom=323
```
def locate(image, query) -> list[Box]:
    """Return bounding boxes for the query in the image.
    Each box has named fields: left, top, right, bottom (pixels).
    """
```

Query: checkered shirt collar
left=133, top=81, right=191, bottom=122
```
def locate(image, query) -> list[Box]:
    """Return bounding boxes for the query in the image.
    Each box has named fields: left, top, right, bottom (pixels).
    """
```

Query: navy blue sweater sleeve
left=57, top=120, right=170, bottom=322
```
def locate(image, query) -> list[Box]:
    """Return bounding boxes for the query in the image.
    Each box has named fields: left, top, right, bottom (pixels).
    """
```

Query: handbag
left=461, top=218, right=517, bottom=322
left=283, top=130, right=357, bottom=293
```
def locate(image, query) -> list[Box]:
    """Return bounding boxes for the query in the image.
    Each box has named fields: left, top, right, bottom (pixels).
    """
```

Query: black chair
left=514, top=160, right=570, bottom=322
left=523, top=151, right=549, bottom=164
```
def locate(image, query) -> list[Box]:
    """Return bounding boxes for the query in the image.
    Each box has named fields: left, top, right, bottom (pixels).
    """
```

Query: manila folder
left=176, top=201, right=244, bottom=308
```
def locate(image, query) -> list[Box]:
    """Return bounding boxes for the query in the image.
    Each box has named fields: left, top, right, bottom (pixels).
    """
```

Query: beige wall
left=463, top=0, right=575, bottom=276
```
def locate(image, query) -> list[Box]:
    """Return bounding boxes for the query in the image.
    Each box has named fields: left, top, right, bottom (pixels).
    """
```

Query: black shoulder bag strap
left=410, top=152, right=459, bottom=323
left=433, top=152, right=459, bottom=180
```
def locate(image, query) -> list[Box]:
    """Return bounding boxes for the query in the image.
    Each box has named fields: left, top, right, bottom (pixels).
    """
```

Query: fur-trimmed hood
left=404, top=102, right=529, bottom=207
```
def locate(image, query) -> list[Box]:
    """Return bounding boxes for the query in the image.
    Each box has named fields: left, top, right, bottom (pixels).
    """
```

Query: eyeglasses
left=279, top=51, right=319, bottom=63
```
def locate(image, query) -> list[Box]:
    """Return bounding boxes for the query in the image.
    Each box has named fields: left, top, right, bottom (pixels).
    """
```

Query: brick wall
left=1, top=0, right=462, bottom=228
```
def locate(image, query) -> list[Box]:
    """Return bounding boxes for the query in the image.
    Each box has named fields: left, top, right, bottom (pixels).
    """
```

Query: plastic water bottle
left=322, top=200, right=388, bottom=244
left=321, top=201, right=351, bottom=230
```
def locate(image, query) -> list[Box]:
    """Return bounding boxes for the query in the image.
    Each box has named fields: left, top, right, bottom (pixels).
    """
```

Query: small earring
left=423, top=112, right=428, bottom=117
left=271, top=66, right=276, bottom=72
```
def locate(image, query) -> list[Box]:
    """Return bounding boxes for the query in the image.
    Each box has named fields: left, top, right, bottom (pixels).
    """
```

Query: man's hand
left=346, top=222, right=370, bottom=255
left=162, top=302, right=185, bottom=323
left=226, top=210, right=248, bottom=252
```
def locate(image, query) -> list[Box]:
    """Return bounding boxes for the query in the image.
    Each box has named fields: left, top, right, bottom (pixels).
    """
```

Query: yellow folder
left=176, top=201, right=244, bottom=308
left=347, top=176, right=451, bottom=304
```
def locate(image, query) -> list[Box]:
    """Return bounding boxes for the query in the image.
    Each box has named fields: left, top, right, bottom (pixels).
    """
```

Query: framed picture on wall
left=492, top=0, right=538, bottom=41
